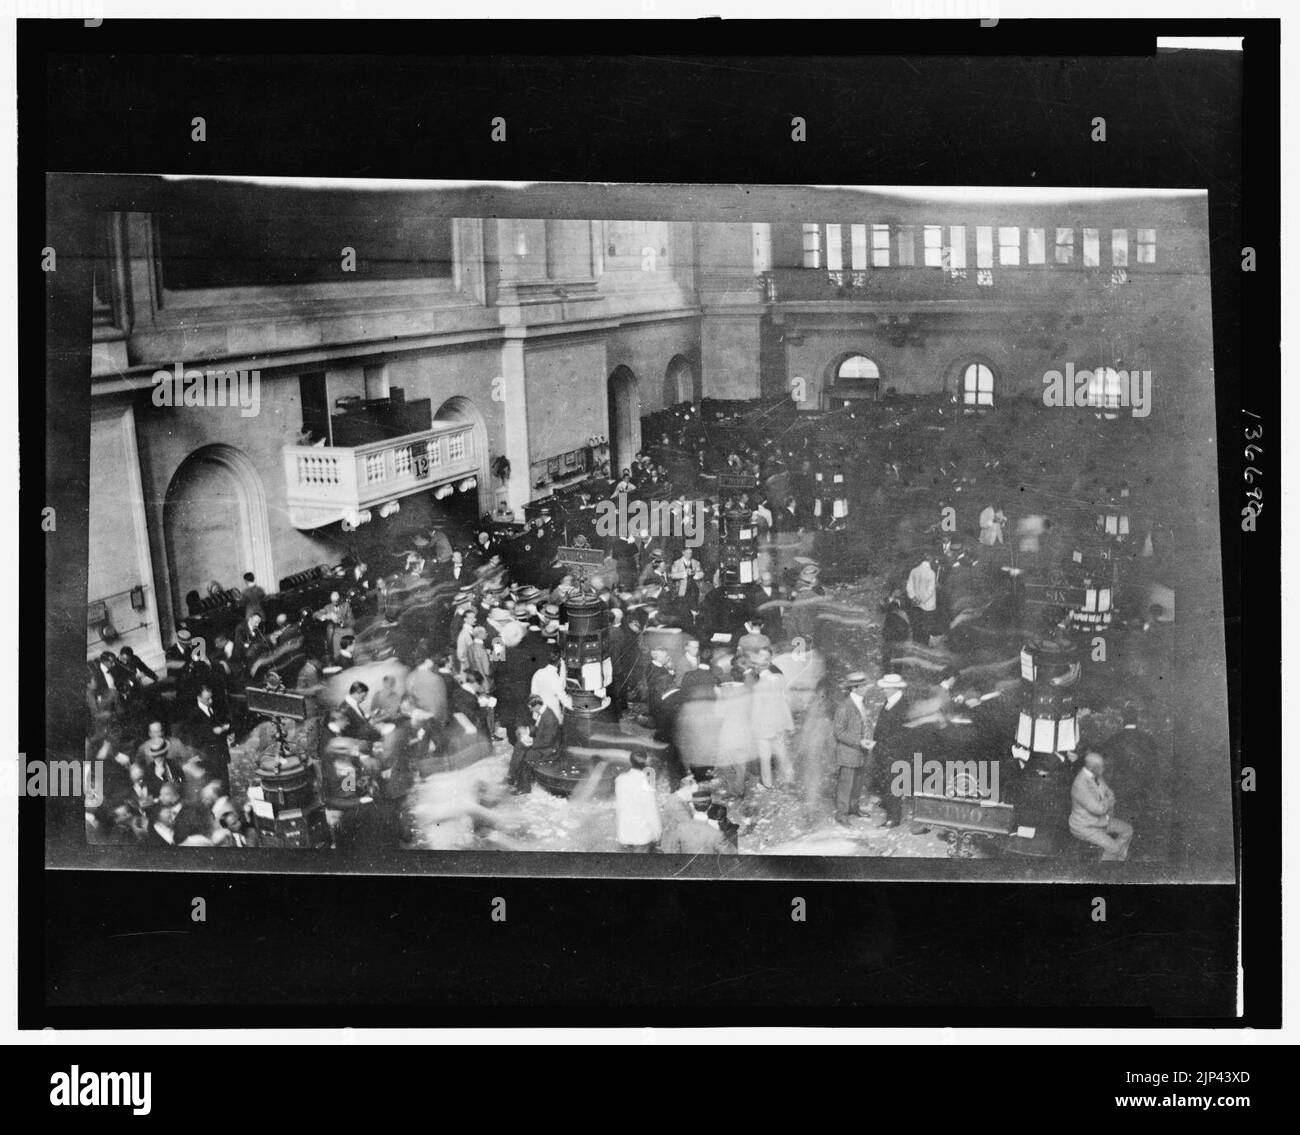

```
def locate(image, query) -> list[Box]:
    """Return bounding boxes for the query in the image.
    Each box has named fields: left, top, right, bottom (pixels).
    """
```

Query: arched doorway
left=163, top=444, right=274, bottom=619
left=823, top=352, right=881, bottom=408
left=435, top=395, right=492, bottom=523
left=607, top=365, right=641, bottom=474
left=664, top=354, right=694, bottom=406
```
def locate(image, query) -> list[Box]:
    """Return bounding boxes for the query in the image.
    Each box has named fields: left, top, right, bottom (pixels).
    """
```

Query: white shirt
left=615, top=768, right=662, bottom=845
left=530, top=665, right=572, bottom=722
left=906, top=561, right=937, bottom=611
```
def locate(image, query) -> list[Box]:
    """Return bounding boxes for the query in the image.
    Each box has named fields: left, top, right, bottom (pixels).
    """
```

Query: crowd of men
left=82, top=396, right=1165, bottom=861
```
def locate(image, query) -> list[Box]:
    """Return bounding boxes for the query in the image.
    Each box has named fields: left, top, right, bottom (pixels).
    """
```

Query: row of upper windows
left=833, top=356, right=1124, bottom=410
left=800, top=224, right=1156, bottom=271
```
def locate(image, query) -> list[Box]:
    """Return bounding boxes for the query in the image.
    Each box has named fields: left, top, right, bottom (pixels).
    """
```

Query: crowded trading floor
left=83, top=390, right=1182, bottom=863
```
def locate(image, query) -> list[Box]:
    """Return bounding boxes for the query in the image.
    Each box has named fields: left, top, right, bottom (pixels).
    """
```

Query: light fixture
left=458, top=477, right=477, bottom=493
left=435, top=484, right=453, bottom=500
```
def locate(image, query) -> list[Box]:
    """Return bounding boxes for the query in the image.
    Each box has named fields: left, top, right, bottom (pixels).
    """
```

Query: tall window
left=961, top=363, right=995, bottom=407
left=1027, top=228, right=1046, bottom=264
left=802, top=223, right=822, bottom=269
left=998, top=226, right=1021, bottom=266
left=896, top=225, right=916, bottom=267
left=871, top=224, right=891, bottom=267
left=1055, top=227, right=1075, bottom=264
left=923, top=225, right=944, bottom=267
left=947, top=226, right=967, bottom=270
left=825, top=223, right=843, bottom=271
left=1082, top=228, right=1100, bottom=267
left=975, top=227, right=994, bottom=270
left=850, top=224, right=868, bottom=270
left=1136, top=228, right=1157, bottom=264
left=1111, top=229, right=1129, bottom=267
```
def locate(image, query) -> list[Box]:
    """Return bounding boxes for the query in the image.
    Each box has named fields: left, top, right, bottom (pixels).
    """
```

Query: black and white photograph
left=66, top=178, right=1232, bottom=875
left=20, top=17, right=1281, bottom=1046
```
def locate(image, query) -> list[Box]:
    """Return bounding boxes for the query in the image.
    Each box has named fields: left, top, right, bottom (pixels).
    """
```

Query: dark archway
left=162, top=444, right=274, bottom=617
left=607, top=365, right=641, bottom=474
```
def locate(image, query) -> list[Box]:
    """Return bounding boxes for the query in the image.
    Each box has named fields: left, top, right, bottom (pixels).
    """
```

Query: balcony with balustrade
left=283, top=419, right=479, bottom=530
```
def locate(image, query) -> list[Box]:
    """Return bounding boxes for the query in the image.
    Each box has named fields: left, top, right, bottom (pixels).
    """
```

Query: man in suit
left=232, top=611, right=270, bottom=673
left=340, top=681, right=382, bottom=745
left=88, top=651, right=134, bottom=711
left=181, top=685, right=232, bottom=787
left=831, top=672, right=874, bottom=826
left=164, top=627, right=199, bottom=686
left=660, top=791, right=732, bottom=854
left=1069, top=752, right=1133, bottom=861
left=117, top=646, right=158, bottom=685
left=314, top=590, right=355, bottom=663
left=605, top=608, right=635, bottom=716
left=750, top=570, right=785, bottom=643
left=906, top=555, right=939, bottom=643
left=241, top=572, right=267, bottom=618
left=135, top=725, right=184, bottom=796
left=644, top=647, right=678, bottom=742
left=449, top=669, right=491, bottom=738
left=869, top=673, right=911, bottom=827
left=507, top=695, right=560, bottom=794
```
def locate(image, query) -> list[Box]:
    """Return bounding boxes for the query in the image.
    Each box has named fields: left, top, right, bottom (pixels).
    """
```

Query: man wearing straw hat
left=869, top=673, right=910, bottom=828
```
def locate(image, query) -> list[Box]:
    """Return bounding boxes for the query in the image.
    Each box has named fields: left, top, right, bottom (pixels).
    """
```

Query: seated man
left=1068, top=752, right=1134, bottom=861
left=660, top=789, right=733, bottom=854
left=506, top=694, right=560, bottom=794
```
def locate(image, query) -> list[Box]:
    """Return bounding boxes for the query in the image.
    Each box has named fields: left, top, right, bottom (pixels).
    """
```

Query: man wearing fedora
left=831, top=672, right=875, bottom=825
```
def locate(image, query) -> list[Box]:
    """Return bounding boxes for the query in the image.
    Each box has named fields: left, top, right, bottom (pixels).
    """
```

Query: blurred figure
left=713, top=681, right=754, bottom=799
left=614, top=752, right=661, bottom=852
left=1069, top=752, right=1133, bottom=861
left=660, top=789, right=732, bottom=854
left=795, top=676, right=837, bottom=818
left=905, top=555, right=938, bottom=643
left=749, top=647, right=794, bottom=788
left=978, top=503, right=1007, bottom=546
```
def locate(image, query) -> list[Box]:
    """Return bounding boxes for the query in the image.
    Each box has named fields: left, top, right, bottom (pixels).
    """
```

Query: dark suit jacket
left=120, top=655, right=159, bottom=683
left=181, top=705, right=231, bottom=771
left=521, top=707, right=561, bottom=761
left=232, top=619, right=270, bottom=664
left=169, top=801, right=214, bottom=844
left=340, top=700, right=382, bottom=745
left=449, top=684, right=489, bottom=736
left=88, top=659, right=134, bottom=702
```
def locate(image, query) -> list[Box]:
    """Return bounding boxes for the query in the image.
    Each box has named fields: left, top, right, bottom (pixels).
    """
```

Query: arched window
left=961, top=362, right=995, bottom=406
left=837, top=355, right=880, bottom=383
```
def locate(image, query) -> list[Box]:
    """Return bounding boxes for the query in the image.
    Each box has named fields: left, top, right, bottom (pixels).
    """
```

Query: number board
left=717, top=472, right=759, bottom=491
left=1023, top=582, right=1090, bottom=608
left=555, top=546, right=606, bottom=569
